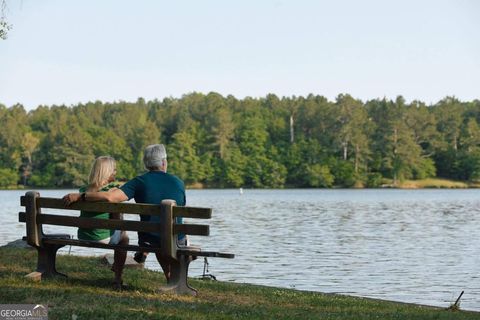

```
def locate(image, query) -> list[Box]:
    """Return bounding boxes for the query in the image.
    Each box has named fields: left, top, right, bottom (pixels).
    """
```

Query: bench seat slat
left=177, top=249, right=235, bottom=259
left=43, top=237, right=164, bottom=252
left=41, top=238, right=234, bottom=258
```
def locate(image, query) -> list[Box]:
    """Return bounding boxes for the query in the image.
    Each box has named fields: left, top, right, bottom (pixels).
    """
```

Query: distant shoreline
left=1, top=178, right=478, bottom=191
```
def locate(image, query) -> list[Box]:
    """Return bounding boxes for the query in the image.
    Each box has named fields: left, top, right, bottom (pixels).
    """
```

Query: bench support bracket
left=158, top=255, right=197, bottom=295
left=30, top=243, right=68, bottom=280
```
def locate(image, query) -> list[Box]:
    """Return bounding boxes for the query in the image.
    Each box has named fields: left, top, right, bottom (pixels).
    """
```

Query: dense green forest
left=1, top=93, right=480, bottom=188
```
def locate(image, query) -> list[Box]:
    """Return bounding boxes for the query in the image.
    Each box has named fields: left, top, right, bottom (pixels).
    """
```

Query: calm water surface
left=1, top=189, right=479, bottom=311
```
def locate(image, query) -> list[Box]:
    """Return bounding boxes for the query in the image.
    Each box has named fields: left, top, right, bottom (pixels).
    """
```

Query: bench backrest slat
left=41, top=214, right=162, bottom=233
left=19, top=212, right=210, bottom=235
left=175, top=224, right=210, bottom=236
left=20, top=196, right=213, bottom=218
left=20, top=196, right=164, bottom=215
left=173, top=207, right=212, bottom=219
left=20, top=211, right=161, bottom=232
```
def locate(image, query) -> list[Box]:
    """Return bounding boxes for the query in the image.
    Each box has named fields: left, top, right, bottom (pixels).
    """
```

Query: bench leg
left=27, top=244, right=68, bottom=280
left=157, top=255, right=197, bottom=295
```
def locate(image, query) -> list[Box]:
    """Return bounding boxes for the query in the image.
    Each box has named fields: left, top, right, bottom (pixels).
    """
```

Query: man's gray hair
left=143, top=144, right=167, bottom=170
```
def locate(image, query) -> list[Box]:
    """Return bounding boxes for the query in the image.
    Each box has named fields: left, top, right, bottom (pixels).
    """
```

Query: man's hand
left=63, top=193, right=81, bottom=206
left=62, top=189, right=127, bottom=205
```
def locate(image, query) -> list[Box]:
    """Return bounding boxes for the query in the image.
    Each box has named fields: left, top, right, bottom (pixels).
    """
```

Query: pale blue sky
left=1, top=0, right=479, bottom=110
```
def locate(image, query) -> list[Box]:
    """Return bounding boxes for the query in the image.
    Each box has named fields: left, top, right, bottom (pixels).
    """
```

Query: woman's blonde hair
left=88, top=156, right=116, bottom=190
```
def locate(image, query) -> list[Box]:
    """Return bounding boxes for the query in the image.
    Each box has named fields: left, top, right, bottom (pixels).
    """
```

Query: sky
left=0, top=0, right=479, bottom=110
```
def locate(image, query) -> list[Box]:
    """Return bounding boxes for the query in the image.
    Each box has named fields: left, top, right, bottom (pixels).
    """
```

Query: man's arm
left=63, top=188, right=128, bottom=206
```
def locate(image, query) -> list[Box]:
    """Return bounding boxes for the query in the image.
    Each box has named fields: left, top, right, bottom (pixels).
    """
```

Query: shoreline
left=1, top=178, right=478, bottom=191
left=0, top=244, right=480, bottom=315
left=1, top=247, right=478, bottom=319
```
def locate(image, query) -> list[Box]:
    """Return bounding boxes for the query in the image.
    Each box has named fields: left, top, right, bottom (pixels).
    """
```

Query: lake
left=1, top=189, right=479, bottom=311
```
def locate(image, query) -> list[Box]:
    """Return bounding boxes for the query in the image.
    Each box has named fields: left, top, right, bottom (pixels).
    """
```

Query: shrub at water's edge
left=0, top=247, right=478, bottom=320
left=0, top=168, right=22, bottom=189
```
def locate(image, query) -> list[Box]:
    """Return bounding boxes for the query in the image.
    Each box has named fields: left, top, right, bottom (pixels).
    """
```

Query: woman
left=78, top=156, right=129, bottom=290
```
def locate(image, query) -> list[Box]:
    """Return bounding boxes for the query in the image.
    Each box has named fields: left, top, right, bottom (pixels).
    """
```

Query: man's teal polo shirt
left=120, top=171, right=186, bottom=244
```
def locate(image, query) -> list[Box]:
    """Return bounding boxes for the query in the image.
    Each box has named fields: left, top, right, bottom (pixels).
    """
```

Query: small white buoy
left=239, top=187, right=243, bottom=195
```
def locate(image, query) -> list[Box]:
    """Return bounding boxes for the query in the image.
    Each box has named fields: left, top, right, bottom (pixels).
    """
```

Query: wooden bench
left=18, top=191, right=234, bottom=295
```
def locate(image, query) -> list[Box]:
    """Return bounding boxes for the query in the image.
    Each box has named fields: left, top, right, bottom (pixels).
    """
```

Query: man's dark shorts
left=138, top=232, right=161, bottom=247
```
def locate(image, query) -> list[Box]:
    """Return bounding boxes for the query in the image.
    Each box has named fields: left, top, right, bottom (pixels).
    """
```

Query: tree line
left=1, top=93, right=480, bottom=188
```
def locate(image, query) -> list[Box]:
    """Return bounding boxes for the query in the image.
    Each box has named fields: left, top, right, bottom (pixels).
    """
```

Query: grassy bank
left=0, top=247, right=478, bottom=319
left=396, top=178, right=469, bottom=189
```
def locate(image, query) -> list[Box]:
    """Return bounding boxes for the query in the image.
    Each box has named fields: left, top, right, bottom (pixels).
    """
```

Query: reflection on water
left=1, top=189, right=480, bottom=311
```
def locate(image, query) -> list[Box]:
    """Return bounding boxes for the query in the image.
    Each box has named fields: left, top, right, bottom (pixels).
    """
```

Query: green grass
left=0, top=247, right=478, bottom=320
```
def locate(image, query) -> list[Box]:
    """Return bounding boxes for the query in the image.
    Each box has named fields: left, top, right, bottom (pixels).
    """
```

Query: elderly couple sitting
left=63, top=144, right=187, bottom=290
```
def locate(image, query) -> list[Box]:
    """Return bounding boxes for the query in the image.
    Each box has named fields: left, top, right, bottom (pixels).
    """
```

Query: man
left=63, top=144, right=186, bottom=280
